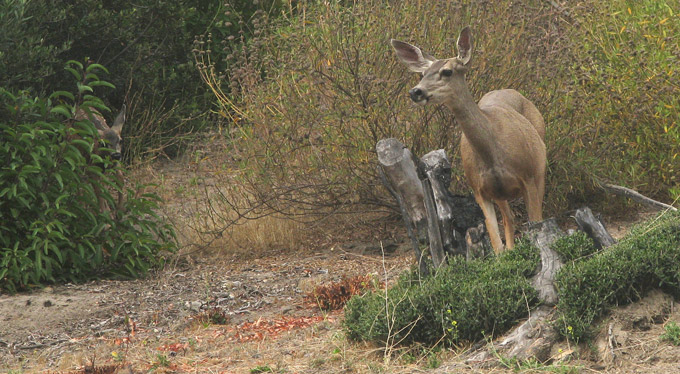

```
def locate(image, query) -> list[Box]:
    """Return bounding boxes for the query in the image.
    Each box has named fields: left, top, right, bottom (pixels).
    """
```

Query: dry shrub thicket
left=189, top=0, right=679, bottom=250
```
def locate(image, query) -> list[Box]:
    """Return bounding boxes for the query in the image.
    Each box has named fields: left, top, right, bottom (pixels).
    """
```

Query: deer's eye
left=440, top=69, right=453, bottom=77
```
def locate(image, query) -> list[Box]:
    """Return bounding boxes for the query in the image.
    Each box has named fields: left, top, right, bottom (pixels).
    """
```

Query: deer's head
left=391, top=26, right=473, bottom=106
left=77, top=105, right=126, bottom=160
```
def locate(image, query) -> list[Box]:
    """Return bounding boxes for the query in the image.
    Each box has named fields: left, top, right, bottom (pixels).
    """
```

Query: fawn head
left=391, top=26, right=473, bottom=106
left=77, top=105, right=126, bottom=160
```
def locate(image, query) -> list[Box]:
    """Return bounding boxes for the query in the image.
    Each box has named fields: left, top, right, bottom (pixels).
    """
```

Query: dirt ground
left=2, top=158, right=680, bottom=374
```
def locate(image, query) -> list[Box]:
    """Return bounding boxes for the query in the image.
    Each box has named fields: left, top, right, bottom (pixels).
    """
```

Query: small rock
left=185, top=301, right=202, bottom=312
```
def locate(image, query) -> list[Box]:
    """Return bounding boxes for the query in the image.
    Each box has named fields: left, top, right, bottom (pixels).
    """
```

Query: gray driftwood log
left=468, top=219, right=564, bottom=365
left=421, top=150, right=476, bottom=259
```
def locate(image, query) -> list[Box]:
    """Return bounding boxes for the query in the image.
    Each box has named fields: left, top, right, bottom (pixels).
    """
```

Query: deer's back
left=478, top=89, right=545, bottom=140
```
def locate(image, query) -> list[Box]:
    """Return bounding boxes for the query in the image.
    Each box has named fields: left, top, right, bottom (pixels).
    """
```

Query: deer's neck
left=444, top=87, right=496, bottom=164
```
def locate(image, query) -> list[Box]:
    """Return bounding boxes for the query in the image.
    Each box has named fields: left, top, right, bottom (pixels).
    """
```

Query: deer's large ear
left=456, top=26, right=473, bottom=65
left=87, top=111, right=109, bottom=131
left=390, top=39, right=435, bottom=73
left=111, top=104, right=126, bottom=134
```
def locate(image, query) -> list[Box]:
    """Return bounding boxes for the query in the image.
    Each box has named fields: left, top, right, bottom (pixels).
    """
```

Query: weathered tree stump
left=376, top=138, right=429, bottom=274
left=377, top=139, right=485, bottom=271
left=527, top=219, right=564, bottom=306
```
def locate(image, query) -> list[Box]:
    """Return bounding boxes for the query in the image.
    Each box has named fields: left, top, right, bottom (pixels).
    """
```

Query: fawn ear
left=390, top=39, right=435, bottom=73
left=111, top=104, right=126, bottom=134
left=456, top=26, right=473, bottom=65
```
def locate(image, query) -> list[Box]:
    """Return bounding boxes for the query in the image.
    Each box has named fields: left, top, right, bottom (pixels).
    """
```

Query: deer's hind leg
left=523, top=178, right=544, bottom=222
left=496, top=199, right=515, bottom=250
left=476, top=196, right=504, bottom=254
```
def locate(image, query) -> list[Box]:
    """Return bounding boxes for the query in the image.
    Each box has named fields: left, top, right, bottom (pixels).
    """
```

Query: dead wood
left=527, top=218, right=564, bottom=306
left=378, top=166, right=428, bottom=274
left=602, top=183, right=677, bottom=212
left=376, top=138, right=429, bottom=273
left=574, top=207, right=616, bottom=249
left=377, top=140, right=484, bottom=270
left=420, top=150, right=467, bottom=261
left=420, top=175, right=447, bottom=267
left=468, top=218, right=564, bottom=366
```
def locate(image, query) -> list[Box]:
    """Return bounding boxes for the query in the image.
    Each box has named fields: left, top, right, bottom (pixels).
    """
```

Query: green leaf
left=85, top=63, right=109, bottom=74
left=66, top=60, right=84, bottom=70
left=77, top=82, right=93, bottom=94
left=54, top=174, right=63, bottom=189
left=49, top=91, right=75, bottom=101
left=71, top=139, right=93, bottom=150
left=50, top=105, right=72, bottom=118
left=84, top=72, right=100, bottom=82
left=65, top=67, right=82, bottom=81
left=88, top=81, right=116, bottom=89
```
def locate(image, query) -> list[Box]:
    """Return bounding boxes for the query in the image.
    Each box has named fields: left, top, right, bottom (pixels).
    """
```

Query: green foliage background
left=201, top=0, right=679, bottom=219
left=0, top=0, right=283, bottom=160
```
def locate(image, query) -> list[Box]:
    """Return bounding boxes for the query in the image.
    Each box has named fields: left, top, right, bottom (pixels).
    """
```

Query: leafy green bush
left=344, top=240, right=540, bottom=346
left=555, top=211, right=680, bottom=341
left=0, top=62, right=176, bottom=293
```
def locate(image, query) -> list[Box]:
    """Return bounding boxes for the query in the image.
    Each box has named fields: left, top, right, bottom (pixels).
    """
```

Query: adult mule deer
left=391, top=26, right=546, bottom=253
left=75, top=105, right=126, bottom=212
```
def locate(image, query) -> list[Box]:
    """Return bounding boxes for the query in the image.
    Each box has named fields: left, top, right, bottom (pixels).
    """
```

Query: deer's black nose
left=409, top=87, right=425, bottom=102
left=111, top=152, right=122, bottom=161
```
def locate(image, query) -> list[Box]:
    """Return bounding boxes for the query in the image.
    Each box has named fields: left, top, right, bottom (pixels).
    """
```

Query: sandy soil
left=0, top=239, right=416, bottom=373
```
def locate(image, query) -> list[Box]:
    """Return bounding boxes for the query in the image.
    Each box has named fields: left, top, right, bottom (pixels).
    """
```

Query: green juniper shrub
left=555, top=211, right=680, bottom=342
left=551, top=231, right=598, bottom=263
left=0, top=62, right=176, bottom=293
left=344, top=239, right=540, bottom=346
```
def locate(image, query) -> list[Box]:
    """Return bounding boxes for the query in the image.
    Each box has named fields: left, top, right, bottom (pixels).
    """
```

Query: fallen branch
left=545, top=0, right=571, bottom=18
left=602, top=183, right=677, bottom=212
